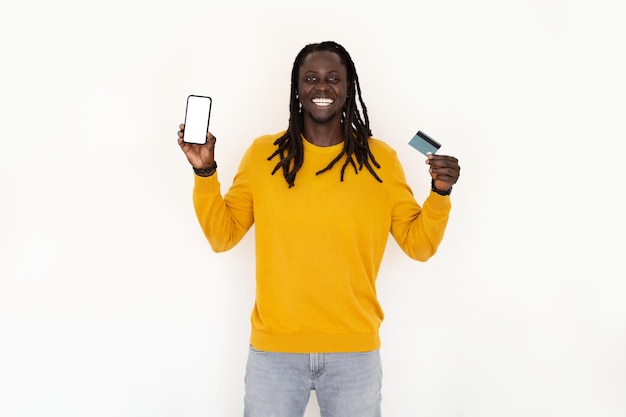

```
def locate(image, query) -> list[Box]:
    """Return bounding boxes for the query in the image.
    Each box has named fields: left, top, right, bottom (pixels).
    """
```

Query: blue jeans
left=243, top=346, right=382, bottom=417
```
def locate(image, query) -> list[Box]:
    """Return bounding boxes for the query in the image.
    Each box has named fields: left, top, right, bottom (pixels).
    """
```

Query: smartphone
left=408, top=130, right=441, bottom=156
left=183, top=95, right=212, bottom=144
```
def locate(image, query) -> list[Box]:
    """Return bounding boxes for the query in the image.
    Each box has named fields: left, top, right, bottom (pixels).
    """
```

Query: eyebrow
left=302, top=69, right=342, bottom=75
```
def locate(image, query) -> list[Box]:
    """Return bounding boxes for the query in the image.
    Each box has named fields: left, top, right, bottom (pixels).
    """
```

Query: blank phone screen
left=183, top=95, right=212, bottom=144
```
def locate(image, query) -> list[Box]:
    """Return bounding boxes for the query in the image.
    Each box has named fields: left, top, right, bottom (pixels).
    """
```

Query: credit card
left=409, top=131, right=441, bottom=156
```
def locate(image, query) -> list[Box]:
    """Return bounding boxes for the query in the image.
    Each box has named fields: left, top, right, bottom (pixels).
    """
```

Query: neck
left=302, top=121, right=344, bottom=147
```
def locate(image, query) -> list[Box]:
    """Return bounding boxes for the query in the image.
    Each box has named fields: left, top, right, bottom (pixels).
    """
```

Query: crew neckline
left=301, top=135, right=344, bottom=154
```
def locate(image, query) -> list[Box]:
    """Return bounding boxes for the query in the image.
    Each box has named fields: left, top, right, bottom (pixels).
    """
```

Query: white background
left=1, top=1, right=625, bottom=416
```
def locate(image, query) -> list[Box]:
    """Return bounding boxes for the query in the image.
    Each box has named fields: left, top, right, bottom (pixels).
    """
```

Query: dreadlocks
left=267, top=41, right=382, bottom=188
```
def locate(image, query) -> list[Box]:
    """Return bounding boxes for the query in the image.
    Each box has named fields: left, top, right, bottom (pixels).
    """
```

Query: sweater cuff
left=193, top=172, right=219, bottom=194
left=426, top=189, right=452, bottom=212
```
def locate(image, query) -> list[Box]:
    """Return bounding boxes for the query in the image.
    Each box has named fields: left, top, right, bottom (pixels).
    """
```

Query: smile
left=312, top=98, right=334, bottom=107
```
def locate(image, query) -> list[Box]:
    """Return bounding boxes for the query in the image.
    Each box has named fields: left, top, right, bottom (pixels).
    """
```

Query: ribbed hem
left=250, top=328, right=381, bottom=353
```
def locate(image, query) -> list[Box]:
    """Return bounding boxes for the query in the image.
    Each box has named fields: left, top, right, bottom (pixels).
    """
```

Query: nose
left=314, top=79, right=330, bottom=92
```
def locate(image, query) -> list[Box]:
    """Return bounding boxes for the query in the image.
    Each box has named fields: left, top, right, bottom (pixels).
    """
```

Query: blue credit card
left=409, top=131, right=441, bottom=156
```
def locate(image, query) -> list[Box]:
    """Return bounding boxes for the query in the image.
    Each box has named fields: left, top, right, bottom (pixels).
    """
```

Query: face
left=297, top=50, right=348, bottom=126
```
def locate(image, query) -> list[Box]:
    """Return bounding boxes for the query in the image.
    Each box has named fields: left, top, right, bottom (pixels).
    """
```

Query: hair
left=267, top=41, right=382, bottom=188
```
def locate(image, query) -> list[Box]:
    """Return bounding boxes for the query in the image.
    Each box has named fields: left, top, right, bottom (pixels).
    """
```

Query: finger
left=428, top=159, right=459, bottom=172
left=433, top=174, right=458, bottom=185
left=430, top=168, right=460, bottom=185
left=427, top=154, right=458, bottom=165
left=430, top=164, right=460, bottom=175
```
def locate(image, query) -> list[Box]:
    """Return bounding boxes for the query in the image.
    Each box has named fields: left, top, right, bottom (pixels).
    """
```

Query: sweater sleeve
left=192, top=146, right=255, bottom=252
left=389, top=156, right=451, bottom=261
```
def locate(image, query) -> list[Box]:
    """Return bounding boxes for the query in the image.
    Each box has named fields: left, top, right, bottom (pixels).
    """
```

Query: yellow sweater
left=192, top=132, right=451, bottom=353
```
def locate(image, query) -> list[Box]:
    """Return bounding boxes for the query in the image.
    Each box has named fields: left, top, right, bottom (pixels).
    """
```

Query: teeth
left=312, top=98, right=333, bottom=107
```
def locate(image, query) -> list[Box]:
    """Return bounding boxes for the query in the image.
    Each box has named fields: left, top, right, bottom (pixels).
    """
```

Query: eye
left=328, top=76, right=339, bottom=82
left=305, top=76, right=317, bottom=82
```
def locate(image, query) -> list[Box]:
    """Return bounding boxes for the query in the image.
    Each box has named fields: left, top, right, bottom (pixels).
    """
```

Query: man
left=178, top=41, right=460, bottom=417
